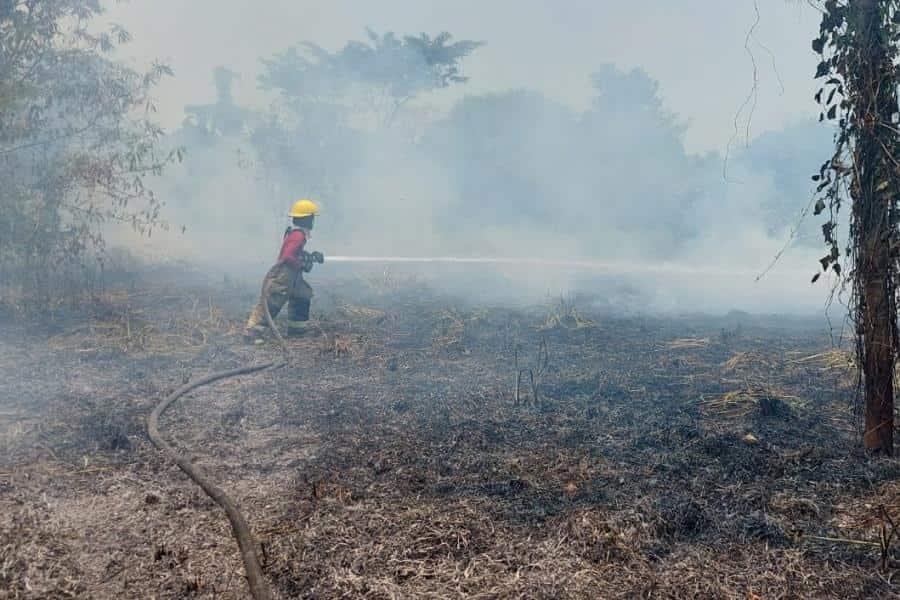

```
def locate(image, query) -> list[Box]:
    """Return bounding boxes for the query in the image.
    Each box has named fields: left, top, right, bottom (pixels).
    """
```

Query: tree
left=259, top=29, right=483, bottom=127
left=811, top=0, right=900, bottom=454
left=579, top=65, right=702, bottom=253
left=250, top=29, right=482, bottom=232
left=423, top=90, right=579, bottom=226
left=420, top=68, right=711, bottom=258
left=183, top=67, right=250, bottom=138
left=0, top=0, right=179, bottom=306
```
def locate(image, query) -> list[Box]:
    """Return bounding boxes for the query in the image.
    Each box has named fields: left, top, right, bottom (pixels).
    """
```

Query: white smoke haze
left=101, top=0, right=841, bottom=317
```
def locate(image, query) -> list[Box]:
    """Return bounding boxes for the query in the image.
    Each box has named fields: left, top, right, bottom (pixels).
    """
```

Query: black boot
left=287, top=297, right=311, bottom=337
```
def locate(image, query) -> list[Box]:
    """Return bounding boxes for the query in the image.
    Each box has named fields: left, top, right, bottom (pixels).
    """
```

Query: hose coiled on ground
left=147, top=274, right=289, bottom=599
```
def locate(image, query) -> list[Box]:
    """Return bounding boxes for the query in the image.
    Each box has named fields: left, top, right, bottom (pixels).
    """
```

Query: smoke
left=102, top=3, right=838, bottom=316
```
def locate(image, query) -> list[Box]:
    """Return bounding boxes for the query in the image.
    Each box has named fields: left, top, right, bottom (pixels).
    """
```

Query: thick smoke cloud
left=105, top=10, right=838, bottom=316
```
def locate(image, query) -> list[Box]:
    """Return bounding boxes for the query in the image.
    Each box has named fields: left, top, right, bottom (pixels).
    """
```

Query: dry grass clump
left=664, top=337, right=710, bottom=350
left=430, top=309, right=487, bottom=353
left=722, top=350, right=780, bottom=373
left=540, top=297, right=595, bottom=331
left=47, top=290, right=237, bottom=355
left=432, top=309, right=467, bottom=351
left=788, top=348, right=855, bottom=370
left=559, top=506, right=650, bottom=563
left=333, top=301, right=385, bottom=322
left=700, top=385, right=801, bottom=420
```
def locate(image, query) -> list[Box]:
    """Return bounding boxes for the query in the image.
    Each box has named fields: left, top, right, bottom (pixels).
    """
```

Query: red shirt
left=277, top=229, right=306, bottom=268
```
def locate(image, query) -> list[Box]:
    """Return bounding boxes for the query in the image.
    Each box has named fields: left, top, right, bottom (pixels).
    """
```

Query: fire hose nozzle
left=301, top=250, right=325, bottom=272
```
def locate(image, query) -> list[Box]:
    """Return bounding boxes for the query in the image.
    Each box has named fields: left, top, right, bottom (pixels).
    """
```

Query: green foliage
left=810, top=0, right=900, bottom=454
left=809, top=0, right=900, bottom=283
left=259, top=28, right=483, bottom=125
left=0, top=0, right=179, bottom=306
left=244, top=28, right=482, bottom=225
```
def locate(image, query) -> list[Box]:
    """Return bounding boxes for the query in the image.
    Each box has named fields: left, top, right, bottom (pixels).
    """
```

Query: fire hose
left=147, top=252, right=322, bottom=599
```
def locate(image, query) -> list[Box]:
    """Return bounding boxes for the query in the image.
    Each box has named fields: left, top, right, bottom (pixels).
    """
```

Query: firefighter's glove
left=301, top=250, right=325, bottom=273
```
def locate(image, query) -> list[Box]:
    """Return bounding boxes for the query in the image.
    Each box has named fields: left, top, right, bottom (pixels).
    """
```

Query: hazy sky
left=102, top=0, right=821, bottom=154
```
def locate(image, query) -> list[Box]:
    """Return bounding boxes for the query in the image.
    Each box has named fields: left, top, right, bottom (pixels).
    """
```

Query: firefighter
left=244, top=199, right=323, bottom=343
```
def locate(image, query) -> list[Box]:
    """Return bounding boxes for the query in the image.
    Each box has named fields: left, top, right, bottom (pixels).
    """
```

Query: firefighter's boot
left=286, top=297, right=311, bottom=337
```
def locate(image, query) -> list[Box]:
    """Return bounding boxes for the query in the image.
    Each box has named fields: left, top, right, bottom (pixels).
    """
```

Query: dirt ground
left=2, top=272, right=900, bottom=599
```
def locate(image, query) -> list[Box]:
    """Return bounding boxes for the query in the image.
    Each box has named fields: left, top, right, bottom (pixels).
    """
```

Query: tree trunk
left=855, top=0, right=895, bottom=455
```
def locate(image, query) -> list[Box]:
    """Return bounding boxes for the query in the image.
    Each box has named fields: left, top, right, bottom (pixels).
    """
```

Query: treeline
left=166, top=31, right=828, bottom=263
left=0, top=3, right=827, bottom=307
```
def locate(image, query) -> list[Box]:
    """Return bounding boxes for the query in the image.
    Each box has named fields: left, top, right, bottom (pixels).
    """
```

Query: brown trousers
left=245, top=263, right=313, bottom=331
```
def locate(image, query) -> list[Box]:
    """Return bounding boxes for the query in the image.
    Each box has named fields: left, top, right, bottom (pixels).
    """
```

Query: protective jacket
left=278, top=227, right=308, bottom=269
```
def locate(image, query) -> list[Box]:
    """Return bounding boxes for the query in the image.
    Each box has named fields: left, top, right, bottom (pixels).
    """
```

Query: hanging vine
left=811, top=0, right=900, bottom=453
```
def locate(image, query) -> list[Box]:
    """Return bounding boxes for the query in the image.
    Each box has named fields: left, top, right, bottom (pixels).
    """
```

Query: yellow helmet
left=289, top=198, right=320, bottom=218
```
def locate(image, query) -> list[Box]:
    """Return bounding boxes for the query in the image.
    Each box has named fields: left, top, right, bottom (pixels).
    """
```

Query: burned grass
left=0, top=279, right=898, bottom=598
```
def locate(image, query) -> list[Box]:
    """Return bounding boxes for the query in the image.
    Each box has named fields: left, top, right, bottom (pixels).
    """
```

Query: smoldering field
left=2, top=270, right=898, bottom=599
